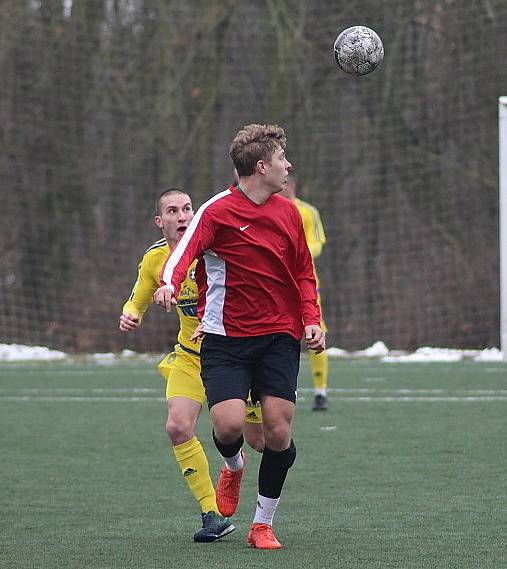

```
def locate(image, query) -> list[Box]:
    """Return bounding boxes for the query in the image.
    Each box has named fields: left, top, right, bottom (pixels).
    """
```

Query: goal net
left=1, top=0, right=505, bottom=352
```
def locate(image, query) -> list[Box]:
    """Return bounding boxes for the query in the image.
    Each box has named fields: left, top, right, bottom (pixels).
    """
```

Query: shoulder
left=295, top=198, right=320, bottom=216
left=272, top=193, right=297, bottom=210
left=141, top=239, right=169, bottom=264
left=144, top=237, right=168, bottom=254
left=272, top=194, right=301, bottom=218
left=196, top=187, right=234, bottom=216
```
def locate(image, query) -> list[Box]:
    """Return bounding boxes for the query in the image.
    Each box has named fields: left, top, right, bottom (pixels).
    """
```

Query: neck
left=165, top=236, right=178, bottom=249
left=280, top=191, right=295, bottom=201
left=238, top=179, right=274, bottom=205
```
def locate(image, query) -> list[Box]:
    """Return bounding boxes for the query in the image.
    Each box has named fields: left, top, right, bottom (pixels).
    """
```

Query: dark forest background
left=1, top=0, right=506, bottom=352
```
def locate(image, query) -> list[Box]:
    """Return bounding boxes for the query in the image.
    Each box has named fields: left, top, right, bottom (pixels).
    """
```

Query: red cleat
left=216, top=451, right=246, bottom=517
left=247, top=523, right=282, bottom=549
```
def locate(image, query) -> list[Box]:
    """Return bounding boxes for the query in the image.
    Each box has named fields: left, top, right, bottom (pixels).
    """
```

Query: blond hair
left=229, top=124, right=286, bottom=177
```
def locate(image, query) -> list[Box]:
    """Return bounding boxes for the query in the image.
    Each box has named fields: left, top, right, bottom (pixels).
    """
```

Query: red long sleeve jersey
left=161, top=186, right=321, bottom=340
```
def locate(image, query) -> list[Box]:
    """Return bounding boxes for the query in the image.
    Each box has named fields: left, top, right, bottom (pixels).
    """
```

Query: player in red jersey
left=154, top=124, right=325, bottom=549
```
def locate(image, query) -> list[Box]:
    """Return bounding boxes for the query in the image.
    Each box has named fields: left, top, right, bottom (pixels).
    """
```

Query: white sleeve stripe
left=162, top=189, right=232, bottom=287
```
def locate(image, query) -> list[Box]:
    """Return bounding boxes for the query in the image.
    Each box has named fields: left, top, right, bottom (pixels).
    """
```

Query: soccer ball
left=334, top=26, right=384, bottom=76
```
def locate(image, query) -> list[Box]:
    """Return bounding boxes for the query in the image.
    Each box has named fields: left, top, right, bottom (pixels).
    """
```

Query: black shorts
left=200, top=333, right=301, bottom=409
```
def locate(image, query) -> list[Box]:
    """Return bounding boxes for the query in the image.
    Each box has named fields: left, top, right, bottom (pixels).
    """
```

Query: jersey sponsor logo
left=239, top=224, right=250, bottom=231
left=178, top=298, right=198, bottom=317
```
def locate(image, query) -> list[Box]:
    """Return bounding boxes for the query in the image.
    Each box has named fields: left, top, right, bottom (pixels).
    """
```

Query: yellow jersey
left=294, top=197, right=326, bottom=282
left=122, top=238, right=200, bottom=354
left=294, top=197, right=327, bottom=331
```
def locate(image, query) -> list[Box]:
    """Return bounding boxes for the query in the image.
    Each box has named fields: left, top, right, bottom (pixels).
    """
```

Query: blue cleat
left=193, top=511, right=236, bottom=543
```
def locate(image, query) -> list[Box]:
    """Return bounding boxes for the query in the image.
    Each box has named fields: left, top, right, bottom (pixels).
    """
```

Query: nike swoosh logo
left=239, top=225, right=250, bottom=231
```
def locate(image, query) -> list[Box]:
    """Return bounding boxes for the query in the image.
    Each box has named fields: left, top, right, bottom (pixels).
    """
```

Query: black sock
left=258, top=440, right=296, bottom=498
left=212, top=430, right=244, bottom=458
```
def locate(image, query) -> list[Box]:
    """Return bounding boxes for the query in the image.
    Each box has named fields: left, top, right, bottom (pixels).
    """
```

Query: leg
left=163, top=349, right=235, bottom=542
left=248, top=396, right=296, bottom=550
left=248, top=334, right=300, bottom=549
left=256, top=396, right=295, bottom=526
left=309, top=349, right=329, bottom=410
left=244, top=422, right=265, bottom=452
left=166, top=397, right=218, bottom=515
left=210, top=398, right=246, bottom=445
left=259, top=394, right=294, bottom=451
left=211, top=399, right=248, bottom=517
left=201, top=334, right=254, bottom=517
left=213, top=397, right=266, bottom=515
left=311, top=313, right=329, bottom=411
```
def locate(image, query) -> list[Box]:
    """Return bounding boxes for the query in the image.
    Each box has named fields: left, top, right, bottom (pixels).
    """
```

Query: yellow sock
left=172, top=436, right=218, bottom=514
left=309, top=349, right=328, bottom=391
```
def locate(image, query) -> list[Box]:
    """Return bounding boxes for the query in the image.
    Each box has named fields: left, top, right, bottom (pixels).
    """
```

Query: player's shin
left=173, top=436, right=217, bottom=513
left=309, top=349, right=328, bottom=392
left=213, top=431, right=246, bottom=517
left=212, top=431, right=244, bottom=469
left=254, top=440, right=296, bottom=525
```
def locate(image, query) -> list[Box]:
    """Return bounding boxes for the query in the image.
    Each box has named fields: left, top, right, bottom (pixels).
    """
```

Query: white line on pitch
left=0, top=396, right=165, bottom=402
left=298, top=388, right=507, bottom=395
left=2, top=387, right=507, bottom=395
left=1, top=396, right=507, bottom=402
left=0, top=387, right=159, bottom=393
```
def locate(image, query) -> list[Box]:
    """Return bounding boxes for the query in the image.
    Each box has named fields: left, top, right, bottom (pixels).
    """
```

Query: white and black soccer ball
left=334, top=26, right=384, bottom=76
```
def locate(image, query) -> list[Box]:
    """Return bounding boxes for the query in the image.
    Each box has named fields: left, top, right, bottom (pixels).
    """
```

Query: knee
left=245, top=432, right=265, bottom=453
left=166, top=416, right=194, bottom=445
left=213, top=419, right=244, bottom=444
left=244, top=424, right=265, bottom=453
left=211, top=404, right=245, bottom=443
left=263, top=422, right=291, bottom=450
left=249, top=438, right=265, bottom=453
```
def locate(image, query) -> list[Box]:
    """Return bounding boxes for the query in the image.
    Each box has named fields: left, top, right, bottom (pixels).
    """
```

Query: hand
left=154, top=285, right=177, bottom=312
left=119, top=313, right=139, bottom=332
left=190, top=322, right=204, bottom=343
left=304, top=325, right=326, bottom=354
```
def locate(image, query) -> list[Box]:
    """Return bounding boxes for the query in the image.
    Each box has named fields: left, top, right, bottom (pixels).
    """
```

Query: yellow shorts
left=158, top=346, right=263, bottom=424
left=158, top=346, right=205, bottom=404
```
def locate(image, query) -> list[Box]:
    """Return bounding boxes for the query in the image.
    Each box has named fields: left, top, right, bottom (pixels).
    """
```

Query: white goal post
left=499, top=97, right=507, bottom=358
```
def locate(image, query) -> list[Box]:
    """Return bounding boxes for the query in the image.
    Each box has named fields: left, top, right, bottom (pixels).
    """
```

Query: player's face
left=265, top=145, right=292, bottom=193
left=154, top=193, right=194, bottom=245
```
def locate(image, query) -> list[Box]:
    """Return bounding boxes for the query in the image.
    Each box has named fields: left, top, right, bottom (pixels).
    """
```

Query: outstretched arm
left=119, top=253, right=160, bottom=330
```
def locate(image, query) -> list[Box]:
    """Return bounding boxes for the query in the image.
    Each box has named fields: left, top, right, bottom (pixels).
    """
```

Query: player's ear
left=256, top=160, right=267, bottom=175
left=154, top=215, right=163, bottom=229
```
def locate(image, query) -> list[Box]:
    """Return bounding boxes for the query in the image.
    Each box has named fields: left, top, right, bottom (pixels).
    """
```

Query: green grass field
left=1, top=358, right=506, bottom=569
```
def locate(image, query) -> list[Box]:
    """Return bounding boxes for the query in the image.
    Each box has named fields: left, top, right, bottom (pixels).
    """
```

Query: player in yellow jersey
left=280, top=174, right=329, bottom=411
left=119, top=189, right=264, bottom=542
